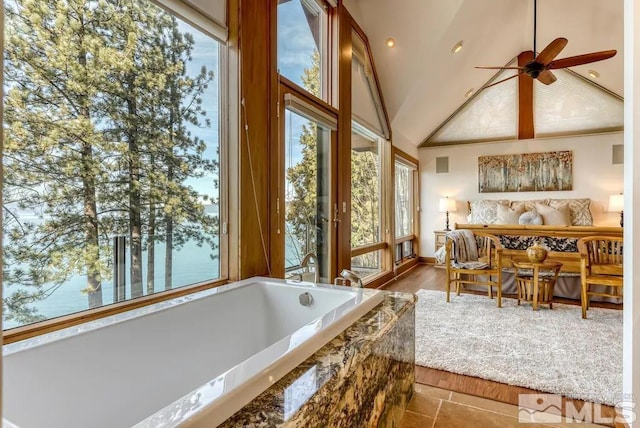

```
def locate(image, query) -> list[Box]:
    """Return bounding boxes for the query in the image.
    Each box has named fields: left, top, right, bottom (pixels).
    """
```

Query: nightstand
left=434, top=230, right=447, bottom=266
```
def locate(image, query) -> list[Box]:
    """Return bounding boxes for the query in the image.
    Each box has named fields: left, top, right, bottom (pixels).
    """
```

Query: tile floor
left=399, top=383, right=611, bottom=428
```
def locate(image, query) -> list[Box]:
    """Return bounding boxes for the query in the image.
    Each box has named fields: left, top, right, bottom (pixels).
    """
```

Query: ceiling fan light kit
left=475, top=0, right=616, bottom=90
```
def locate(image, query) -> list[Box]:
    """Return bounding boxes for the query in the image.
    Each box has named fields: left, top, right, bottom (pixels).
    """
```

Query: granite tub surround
left=219, top=292, right=416, bottom=428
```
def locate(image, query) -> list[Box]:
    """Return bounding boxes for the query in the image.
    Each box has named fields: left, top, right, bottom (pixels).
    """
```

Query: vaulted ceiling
left=343, top=0, right=624, bottom=149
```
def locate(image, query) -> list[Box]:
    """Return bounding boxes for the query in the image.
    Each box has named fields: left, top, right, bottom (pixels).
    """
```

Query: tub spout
left=301, top=252, right=320, bottom=283
left=334, top=269, right=363, bottom=288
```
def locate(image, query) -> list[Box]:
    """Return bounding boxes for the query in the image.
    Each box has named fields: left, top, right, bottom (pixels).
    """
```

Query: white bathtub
left=3, top=277, right=383, bottom=428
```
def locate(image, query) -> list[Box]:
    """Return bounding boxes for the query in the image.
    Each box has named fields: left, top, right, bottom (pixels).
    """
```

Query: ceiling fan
left=475, top=0, right=617, bottom=89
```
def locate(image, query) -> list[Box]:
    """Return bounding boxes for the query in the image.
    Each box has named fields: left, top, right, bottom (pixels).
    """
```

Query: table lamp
left=608, top=194, right=624, bottom=227
left=439, top=197, right=457, bottom=231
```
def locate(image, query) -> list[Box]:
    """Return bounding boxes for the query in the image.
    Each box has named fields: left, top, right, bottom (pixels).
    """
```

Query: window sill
left=3, top=277, right=229, bottom=344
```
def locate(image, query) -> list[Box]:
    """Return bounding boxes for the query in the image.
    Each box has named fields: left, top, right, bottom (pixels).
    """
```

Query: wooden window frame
left=272, top=0, right=339, bottom=280
left=271, top=78, right=340, bottom=280
left=4, top=278, right=228, bottom=344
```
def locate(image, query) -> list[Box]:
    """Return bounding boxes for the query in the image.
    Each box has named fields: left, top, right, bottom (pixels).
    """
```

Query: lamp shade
left=439, top=197, right=457, bottom=213
left=608, top=194, right=624, bottom=212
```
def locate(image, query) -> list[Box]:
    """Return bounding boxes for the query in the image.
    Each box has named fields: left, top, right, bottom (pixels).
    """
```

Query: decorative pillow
left=468, top=200, right=508, bottom=224
left=534, top=202, right=571, bottom=226
left=549, top=198, right=593, bottom=226
left=509, top=201, right=526, bottom=212
left=522, top=199, right=550, bottom=213
left=519, top=211, right=543, bottom=225
left=496, top=203, right=525, bottom=225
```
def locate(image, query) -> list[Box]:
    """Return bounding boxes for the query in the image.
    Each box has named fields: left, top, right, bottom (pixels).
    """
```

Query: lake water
left=3, top=215, right=309, bottom=330
left=3, top=238, right=220, bottom=329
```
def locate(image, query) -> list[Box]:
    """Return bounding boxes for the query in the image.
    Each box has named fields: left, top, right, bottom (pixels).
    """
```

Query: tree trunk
left=129, top=167, right=143, bottom=297
left=79, top=49, right=102, bottom=308
left=147, top=200, right=155, bottom=295
left=165, top=70, right=178, bottom=291
left=127, top=86, right=144, bottom=298
left=165, top=215, right=173, bottom=291
left=82, top=140, right=102, bottom=308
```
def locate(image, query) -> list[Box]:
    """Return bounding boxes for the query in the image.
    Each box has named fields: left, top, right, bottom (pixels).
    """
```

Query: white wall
left=418, top=133, right=624, bottom=257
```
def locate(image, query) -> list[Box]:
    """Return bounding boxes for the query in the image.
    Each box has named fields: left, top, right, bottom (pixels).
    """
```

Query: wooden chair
left=445, top=231, right=504, bottom=307
left=577, top=236, right=623, bottom=319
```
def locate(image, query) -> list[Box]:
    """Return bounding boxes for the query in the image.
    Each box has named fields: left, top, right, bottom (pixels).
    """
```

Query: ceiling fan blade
left=537, top=70, right=557, bottom=85
left=475, top=66, right=524, bottom=70
left=548, top=50, right=617, bottom=69
left=535, top=37, right=568, bottom=66
left=481, top=73, right=524, bottom=90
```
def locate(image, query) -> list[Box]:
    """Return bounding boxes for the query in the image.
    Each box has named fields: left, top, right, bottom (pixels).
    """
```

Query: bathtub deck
left=219, top=291, right=416, bottom=427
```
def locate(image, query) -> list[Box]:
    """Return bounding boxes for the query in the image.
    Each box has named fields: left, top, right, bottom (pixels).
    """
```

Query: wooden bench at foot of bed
left=455, top=224, right=623, bottom=274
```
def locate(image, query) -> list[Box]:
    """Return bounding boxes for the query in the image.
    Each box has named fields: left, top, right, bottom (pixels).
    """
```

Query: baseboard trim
left=419, top=257, right=435, bottom=265
left=395, top=258, right=418, bottom=275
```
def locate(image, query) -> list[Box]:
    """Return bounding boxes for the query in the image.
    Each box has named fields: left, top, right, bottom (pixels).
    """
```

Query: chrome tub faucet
left=300, top=252, right=320, bottom=284
left=334, top=269, right=363, bottom=288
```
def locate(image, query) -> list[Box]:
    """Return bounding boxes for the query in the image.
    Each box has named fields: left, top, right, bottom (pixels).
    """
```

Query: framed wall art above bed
left=478, top=150, right=573, bottom=193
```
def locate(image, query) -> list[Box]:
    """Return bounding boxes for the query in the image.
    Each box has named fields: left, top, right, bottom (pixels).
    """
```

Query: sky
left=277, top=1, right=319, bottom=89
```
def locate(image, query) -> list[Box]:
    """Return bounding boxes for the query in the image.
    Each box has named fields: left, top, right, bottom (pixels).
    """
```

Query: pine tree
left=3, top=0, right=116, bottom=318
left=286, top=121, right=319, bottom=261
left=350, top=147, right=380, bottom=267
left=286, top=51, right=320, bottom=262
left=3, top=0, right=218, bottom=323
left=151, top=24, right=217, bottom=291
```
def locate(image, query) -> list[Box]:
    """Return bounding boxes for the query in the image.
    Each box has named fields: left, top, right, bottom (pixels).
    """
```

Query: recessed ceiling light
left=464, top=89, right=474, bottom=98
left=451, top=40, right=463, bottom=54
left=588, top=69, right=600, bottom=79
left=386, top=38, right=396, bottom=48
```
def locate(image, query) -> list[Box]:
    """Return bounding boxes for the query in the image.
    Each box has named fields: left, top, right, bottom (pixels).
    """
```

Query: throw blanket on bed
left=446, top=230, right=489, bottom=270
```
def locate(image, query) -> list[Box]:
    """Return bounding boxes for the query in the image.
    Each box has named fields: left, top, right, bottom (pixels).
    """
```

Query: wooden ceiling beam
left=518, top=50, right=535, bottom=140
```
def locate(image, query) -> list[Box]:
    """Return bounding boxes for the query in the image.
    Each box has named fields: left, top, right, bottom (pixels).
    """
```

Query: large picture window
left=395, top=161, right=415, bottom=239
left=350, top=122, right=385, bottom=281
left=2, top=0, right=224, bottom=329
left=394, top=155, right=418, bottom=264
left=349, top=29, right=389, bottom=284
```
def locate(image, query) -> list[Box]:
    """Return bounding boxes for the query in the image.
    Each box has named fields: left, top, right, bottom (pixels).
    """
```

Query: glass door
left=281, top=103, right=335, bottom=282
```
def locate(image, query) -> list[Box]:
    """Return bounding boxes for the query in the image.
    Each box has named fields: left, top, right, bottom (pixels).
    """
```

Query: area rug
left=414, top=290, right=623, bottom=405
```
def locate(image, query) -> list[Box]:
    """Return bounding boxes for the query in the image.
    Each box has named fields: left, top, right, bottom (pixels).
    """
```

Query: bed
left=454, top=198, right=623, bottom=301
